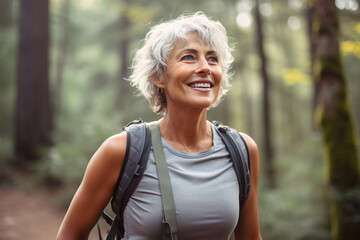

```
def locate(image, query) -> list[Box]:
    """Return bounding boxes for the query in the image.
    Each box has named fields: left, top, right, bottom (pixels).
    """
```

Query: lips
left=188, top=82, right=212, bottom=88
left=187, top=80, right=214, bottom=89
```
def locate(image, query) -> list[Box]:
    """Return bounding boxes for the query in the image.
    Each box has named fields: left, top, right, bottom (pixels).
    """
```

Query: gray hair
left=129, top=12, right=234, bottom=114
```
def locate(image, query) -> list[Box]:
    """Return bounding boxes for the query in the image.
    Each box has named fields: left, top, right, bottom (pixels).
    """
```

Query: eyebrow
left=177, top=48, right=218, bottom=56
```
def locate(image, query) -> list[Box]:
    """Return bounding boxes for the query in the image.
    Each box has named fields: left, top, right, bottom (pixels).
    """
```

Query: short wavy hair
left=129, top=12, right=234, bottom=114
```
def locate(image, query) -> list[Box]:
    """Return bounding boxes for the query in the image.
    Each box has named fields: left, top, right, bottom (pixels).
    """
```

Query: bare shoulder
left=238, top=132, right=260, bottom=179
left=101, top=131, right=128, bottom=155
left=90, top=131, right=128, bottom=168
left=80, top=131, right=128, bottom=192
left=239, top=132, right=259, bottom=154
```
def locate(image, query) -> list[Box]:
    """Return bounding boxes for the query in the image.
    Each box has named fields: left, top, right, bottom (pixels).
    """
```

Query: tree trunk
left=241, top=75, right=254, bottom=136
left=54, top=0, right=71, bottom=115
left=305, top=3, right=318, bottom=131
left=15, top=0, right=52, bottom=161
left=115, top=0, right=131, bottom=108
left=313, top=0, right=360, bottom=239
left=253, top=0, right=275, bottom=187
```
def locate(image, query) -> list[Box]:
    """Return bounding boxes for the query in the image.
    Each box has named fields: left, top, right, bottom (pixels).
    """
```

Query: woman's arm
left=56, top=132, right=127, bottom=240
left=234, top=133, right=262, bottom=240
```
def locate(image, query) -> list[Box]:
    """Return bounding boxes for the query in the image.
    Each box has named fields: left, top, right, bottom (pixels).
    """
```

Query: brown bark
left=115, top=0, right=131, bottom=108
left=15, top=0, right=52, bottom=161
left=305, top=3, right=318, bottom=131
left=254, top=0, right=275, bottom=187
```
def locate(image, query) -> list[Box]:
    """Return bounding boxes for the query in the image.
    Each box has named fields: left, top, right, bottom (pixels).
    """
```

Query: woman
left=57, top=12, right=261, bottom=240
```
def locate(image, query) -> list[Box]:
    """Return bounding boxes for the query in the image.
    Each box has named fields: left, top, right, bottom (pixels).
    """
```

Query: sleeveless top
left=122, top=124, right=240, bottom=240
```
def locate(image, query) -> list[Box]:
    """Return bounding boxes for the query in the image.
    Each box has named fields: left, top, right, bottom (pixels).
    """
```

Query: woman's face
left=156, top=32, right=223, bottom=112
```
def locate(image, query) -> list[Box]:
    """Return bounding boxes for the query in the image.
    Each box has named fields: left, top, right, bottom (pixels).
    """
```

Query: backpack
left=100, top=119, right=251, bottom=240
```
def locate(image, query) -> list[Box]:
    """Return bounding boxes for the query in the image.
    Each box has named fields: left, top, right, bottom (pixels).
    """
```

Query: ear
left=154, top=75, right=166, bottom=89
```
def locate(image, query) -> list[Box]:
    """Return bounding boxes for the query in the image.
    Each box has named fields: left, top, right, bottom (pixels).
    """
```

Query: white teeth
left=189, top=83, right=211, bottom=88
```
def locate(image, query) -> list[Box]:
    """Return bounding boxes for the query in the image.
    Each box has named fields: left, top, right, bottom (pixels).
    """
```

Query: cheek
left=214, top=68, right=223, bottom=84
left=213, top=68, right=223, bottom=96
left=166, top=67, right=192, bottom=84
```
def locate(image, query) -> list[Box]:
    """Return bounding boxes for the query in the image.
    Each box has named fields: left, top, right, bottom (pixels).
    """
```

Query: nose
left=196, top=58, right=211, bottom=75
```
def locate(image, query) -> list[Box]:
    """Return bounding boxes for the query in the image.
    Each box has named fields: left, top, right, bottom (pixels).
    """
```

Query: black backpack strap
left=101, top=211, right=113, bottom=226
left=104, top=216, right=121, bottom=240
left=102, top=119, right=151, bottom=239
left=212, top=121, right=251, bottom=205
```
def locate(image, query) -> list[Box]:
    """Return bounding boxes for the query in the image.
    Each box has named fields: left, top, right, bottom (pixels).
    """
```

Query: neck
left=158, top=107, right=212, bottom=152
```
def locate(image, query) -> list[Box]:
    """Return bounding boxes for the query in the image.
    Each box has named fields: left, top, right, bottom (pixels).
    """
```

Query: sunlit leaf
left=282, top=68, right=311, bottom=85
left=356, top=23, right=360, bottom=34
left=341, top=41, right=360, bottom=58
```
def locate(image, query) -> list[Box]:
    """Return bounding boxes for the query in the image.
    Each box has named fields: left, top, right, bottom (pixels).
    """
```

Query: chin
left=190, top=100, right=215, bottom=109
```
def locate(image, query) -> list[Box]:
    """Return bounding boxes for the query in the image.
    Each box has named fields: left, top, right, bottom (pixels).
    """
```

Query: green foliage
left=34, top=109, right=125, bottom=204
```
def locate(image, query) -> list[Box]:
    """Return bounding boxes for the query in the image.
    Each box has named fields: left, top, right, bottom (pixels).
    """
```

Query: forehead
left=170, top=32, right=216, bottom=55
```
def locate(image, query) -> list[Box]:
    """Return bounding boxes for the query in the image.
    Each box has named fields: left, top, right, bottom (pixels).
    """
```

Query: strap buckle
left=212, top=121, right=229, bottom=132
left=123, top=118, right=144, bottom=130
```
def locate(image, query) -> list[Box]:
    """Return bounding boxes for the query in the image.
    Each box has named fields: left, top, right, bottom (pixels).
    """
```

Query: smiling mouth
left=188, top=83, right=213, bottom=88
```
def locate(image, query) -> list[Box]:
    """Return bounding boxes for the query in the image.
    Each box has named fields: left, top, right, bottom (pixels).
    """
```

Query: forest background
left=1, top=0, right=360, bottom=239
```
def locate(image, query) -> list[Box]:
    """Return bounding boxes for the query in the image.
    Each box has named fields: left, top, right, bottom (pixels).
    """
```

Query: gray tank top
left=122, top=124, right=239, bottom=240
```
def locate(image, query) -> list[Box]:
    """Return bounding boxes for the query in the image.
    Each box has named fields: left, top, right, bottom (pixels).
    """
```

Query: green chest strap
left=149, top=122, right=178, bottom=240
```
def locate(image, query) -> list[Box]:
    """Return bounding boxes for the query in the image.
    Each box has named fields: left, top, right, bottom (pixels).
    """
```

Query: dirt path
left=0, top=185, right=106, bottom=240
left=0, top=185, right=64, bottom=240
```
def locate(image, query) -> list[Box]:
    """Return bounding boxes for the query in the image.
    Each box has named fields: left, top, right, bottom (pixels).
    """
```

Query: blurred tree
left=0, top=0, right=16, bottom=145
left=254, top=0, right=275, bottom=187
left=54, top=0, right=71, bottom=115
left=305, top=2, right=317, bottom=131
left=15, top=0, right=53, bottom=161
left=115, top=0, right=132, bottom=109
left=312, top=0, right=360, bottom=239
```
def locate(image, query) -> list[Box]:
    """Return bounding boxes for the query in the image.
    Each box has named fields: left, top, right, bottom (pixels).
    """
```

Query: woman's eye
left=181, top=55, right=195, bottom=61
left=208, top=56, right=219, bottom=63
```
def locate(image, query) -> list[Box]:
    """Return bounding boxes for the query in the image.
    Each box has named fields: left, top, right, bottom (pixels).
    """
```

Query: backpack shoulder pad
left=111, top=119, right=151, bottom=216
